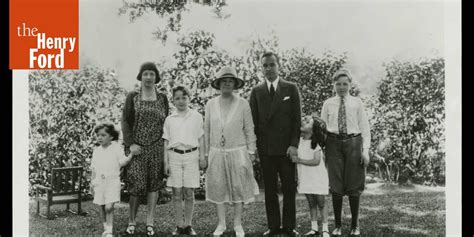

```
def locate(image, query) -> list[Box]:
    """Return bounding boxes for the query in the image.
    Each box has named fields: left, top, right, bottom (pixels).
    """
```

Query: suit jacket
left=249, top=79, right=302, bottom=156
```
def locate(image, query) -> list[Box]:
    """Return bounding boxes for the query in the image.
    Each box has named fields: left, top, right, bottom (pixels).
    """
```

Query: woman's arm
left=243, top=100, right=257, bottom=154
left=121, top=92, right=136, bottom=147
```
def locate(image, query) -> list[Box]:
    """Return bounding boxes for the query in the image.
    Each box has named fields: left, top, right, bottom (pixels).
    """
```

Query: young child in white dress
left=91, top=123, right=133, bottom=237
left=291, top=115, right=330, bottom=237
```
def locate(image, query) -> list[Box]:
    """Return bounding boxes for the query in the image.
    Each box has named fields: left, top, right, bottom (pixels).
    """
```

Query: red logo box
left=10, top=0, right=79, bottom=69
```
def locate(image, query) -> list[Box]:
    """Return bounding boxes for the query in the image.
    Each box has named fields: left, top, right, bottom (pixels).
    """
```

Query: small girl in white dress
left=291, top=115, right=330, bottom=237
left=91, top=123, right=133, bottom=237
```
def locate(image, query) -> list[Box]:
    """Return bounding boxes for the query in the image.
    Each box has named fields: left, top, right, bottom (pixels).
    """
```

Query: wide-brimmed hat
left=136, top=62, right=161, bottom=84
left=332, top=68, right=352, bottom=82
left=211, top=66, right=245, bottom=90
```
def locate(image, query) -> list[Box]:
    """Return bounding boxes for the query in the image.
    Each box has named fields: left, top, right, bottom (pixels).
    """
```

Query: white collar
left=265, top=77, right=279, bottom=90
left=170, top=108, right=191, bottom=117
left=337, top=94, right=351, bottom=100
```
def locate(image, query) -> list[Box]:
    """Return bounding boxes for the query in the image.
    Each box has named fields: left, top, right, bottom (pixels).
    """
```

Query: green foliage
left=29, top=68, right=127, bottom=196
left=369, top=57, right=445, bottom=185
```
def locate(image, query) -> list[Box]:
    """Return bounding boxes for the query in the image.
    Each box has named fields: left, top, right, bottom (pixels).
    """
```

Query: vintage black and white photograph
left=26, top=0, right=455, bottom=236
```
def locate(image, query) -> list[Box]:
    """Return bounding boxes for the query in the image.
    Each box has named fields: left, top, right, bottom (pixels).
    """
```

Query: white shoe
left=213, top=225, right=226, bottom=236
left=304, top=229, right=318, bottom=236
left=332, top=227, right=342, bottom=236
left=321, top=230, right=330, bottom=237
left=234, top=225, right=245, bottom=237
left=102, top=230, right=113, bottom=237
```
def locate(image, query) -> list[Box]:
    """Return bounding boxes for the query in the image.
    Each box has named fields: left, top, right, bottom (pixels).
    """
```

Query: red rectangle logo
left=10, top=0, right=79, bottom=69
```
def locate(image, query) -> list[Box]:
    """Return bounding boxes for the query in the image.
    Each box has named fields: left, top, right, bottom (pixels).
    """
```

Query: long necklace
left=219, top=95, right=234, bottom=147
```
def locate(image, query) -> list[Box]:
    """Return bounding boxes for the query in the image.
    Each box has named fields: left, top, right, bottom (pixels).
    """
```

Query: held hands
left=361, top=149, right=370, bottom=167
left=130, top=144, right=142, bottom=155
left=286, top=146, right=298, bottom=158
left=199, top=155, right=208, bottom=170
left=290, top=154, right=300, bottom=163
left=249, top=153, right=256, bottom=163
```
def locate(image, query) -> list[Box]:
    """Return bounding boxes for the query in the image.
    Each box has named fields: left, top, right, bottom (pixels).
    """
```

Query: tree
left=369, top=57, right=445, bottom=185
left=119, top=0, right=228, bottom=43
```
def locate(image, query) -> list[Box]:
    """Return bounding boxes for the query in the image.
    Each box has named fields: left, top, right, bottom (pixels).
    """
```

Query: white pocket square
left=283, top=96, right=290, bottom=101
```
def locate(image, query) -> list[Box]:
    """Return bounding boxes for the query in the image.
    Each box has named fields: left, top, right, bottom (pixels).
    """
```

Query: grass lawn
left=29, top=183, right=445, bottom=236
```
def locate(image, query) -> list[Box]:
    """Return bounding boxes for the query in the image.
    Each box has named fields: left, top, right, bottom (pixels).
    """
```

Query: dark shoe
left=183, top=225, right=197, bottom=235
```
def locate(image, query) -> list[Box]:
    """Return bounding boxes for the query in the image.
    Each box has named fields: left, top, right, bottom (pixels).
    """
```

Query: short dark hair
left=172, top=85, right=191, bottom=97
left=260, top=51, right=280, bottom=66
left=136, top=62, right=161, bottom=84
left=94, top=123, right=119, bottom=141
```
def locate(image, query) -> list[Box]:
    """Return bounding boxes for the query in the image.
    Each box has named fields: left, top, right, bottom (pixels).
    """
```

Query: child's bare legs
left=100, top=205, right=107, bottom=229
left=305, top=194, right=319, bottom=232
left=104, top=203, right=115, bottom=233
left=315, top=195, right=329, bottom=233
left=172, top=188, right=184, bottom=227
left=183, top=188, right=195, bottom=226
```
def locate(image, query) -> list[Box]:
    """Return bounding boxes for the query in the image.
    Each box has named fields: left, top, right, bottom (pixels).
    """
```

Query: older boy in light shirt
left=321, top=69, right=370, bottom=236
left=163, top=86, right=206, bottom=236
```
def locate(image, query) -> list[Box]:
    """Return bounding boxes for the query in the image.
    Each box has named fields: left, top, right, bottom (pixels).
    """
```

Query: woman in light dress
left=204, top=66, right=260, bottom=237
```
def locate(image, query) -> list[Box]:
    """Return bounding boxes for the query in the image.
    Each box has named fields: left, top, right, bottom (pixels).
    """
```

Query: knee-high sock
left=332, top=194, right=343, bottom=227
left=349, top=196, right=360, bottom=228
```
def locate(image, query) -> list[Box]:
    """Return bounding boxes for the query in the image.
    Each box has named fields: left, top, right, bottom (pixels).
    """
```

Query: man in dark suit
left=249, top=52, right=302, bottom=236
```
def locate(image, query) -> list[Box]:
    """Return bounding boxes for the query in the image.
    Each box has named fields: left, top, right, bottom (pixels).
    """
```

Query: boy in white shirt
left=163, top=86, right=206, bottom=236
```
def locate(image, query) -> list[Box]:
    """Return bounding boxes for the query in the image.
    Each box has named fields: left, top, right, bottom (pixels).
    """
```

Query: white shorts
left=93, top=176, right=121, bottom=205
left=166, top=150, right=200, bottom=188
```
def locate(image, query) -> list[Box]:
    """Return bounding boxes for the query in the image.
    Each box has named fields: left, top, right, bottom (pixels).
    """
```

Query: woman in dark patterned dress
left=121, top=62, right=169, bottom=236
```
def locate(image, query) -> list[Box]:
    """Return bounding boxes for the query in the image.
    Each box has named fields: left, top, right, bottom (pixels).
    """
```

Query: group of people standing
left=89, top=51, right=371, bottom=237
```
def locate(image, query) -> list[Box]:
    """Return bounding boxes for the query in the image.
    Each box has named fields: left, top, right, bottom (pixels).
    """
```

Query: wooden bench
left=34, top=166, right=87, bottom=219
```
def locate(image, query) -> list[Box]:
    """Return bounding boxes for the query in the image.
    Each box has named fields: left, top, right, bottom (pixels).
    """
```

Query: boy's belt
left=327, top=132, right=361, bottom=140
left=170, top=147, right=198, bottom=154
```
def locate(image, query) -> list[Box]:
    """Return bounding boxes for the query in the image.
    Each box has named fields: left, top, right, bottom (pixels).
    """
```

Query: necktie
left=270, top=83, right=275, bottom=99
left=338, top=96, right=347, bottom=135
